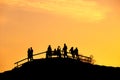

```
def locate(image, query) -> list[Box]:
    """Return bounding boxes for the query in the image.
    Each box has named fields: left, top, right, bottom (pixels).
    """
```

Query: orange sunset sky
left=0, top=0, right=120, bottom=72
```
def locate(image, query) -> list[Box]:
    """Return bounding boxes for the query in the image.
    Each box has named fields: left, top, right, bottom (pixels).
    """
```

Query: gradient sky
left=0, top=0, right=120, bottom=72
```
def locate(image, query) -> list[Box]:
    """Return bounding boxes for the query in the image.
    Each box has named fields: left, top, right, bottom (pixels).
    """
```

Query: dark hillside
left=0, top=58, right=120, bottom=80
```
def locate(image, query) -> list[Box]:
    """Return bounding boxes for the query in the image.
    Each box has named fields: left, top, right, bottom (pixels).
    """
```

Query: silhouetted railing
left=14, top=51, right=94, bottom=68
left=14, top=51, right=46, bottom=68
left=78, top=54, right=94, bottom=64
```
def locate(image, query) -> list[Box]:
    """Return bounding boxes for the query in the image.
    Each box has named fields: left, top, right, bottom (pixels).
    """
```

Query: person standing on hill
left=46, top=45, right=52, bottom=58
left=27, top=47, right=33, bottom=62
left=57, top=46, right=61, bottom=58
left=27, top=48, right=31, bottom=61
left=69, top=47, right=75, bottom=59
left=74, top=47, right=79, bottom=59
left=30, top=47, right=33, bottom=61
left=63, top=43, right=68, bottom=58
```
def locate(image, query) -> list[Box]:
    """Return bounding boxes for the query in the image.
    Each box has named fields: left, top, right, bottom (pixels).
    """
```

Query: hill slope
left=0, top=58, right=120, bottom=80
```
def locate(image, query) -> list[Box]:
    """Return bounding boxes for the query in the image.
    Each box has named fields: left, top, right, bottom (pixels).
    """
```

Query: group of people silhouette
left=27, top=43, right=79, bottom=62
left=46, top=43, right=79, bottom=59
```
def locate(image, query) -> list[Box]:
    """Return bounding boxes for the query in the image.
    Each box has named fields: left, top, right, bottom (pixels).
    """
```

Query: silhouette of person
left=57, top=46, right=61, bottom=58
left=62, top=43, right=68, bottom=58
left=27, top=47, right=33, bottom=61
left=46, top=45, right=52, bottom=58
left=27, top=48, right=31, bottom=62
left=30, top=47, right=33, bottom=61
left=69, top=47, right=75, bottom=59
left=53, top=48, right=57, bottom=55
left=74, top=47, right=79, bottom=59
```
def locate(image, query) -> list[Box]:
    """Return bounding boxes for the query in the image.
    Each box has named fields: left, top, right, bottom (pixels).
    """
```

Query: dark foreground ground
left=0, top=58, right=120, bottom=80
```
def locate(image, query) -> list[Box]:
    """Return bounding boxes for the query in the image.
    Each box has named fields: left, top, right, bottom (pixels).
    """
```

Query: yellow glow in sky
left=0, top=0, right=120, bottom=72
